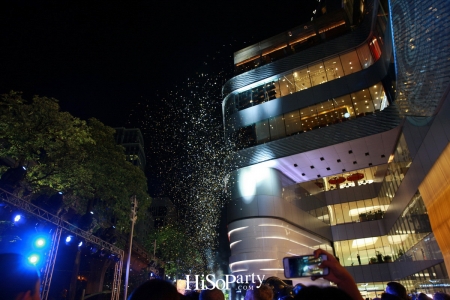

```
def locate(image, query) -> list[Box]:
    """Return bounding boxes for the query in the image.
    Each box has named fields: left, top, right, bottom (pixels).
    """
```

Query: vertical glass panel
left=347, top=202, right=358, bottom=223
left=284, top=110, right=302, bottom=136
left=269, top=115, right=286, bottom=140
left=300, top=106, right=316, bottom=132
left=255, top=120, right=270, bottom=144
left=340, top=241, right=351, bottom=266
left=334, top=95, right=355, bottom=119
left=264, top=81, right=278, bottom=102
left=232, top=125, right=256, bottom=150
left=316, top=100, right=336, bottom=127
left=369, top=36, right=382, bottom=61
left=368, top=83, right=386, bottom=111
left=351, top=89, right=375, bottom=116
left=356, top=43, right=374, bottom=69
left=225, top=94, right=237, bottom=118
left=238, top=90, right=253, bottom=110
left=341, top=202, right=351, bottom=224
left=278, top=73, right=296, bottom=97
left=335, top=204, right=344, bottom=225
left=329, top=205, right=337, bottom=226
left=340, top=50, right=362, bottom=75
left=324, top=56, right=345, bottom=81
left=308, top=62, right=327, bottom=87
left=293, top=67, right=312, bottom=90
left=251, top=84, right=266, bottom=106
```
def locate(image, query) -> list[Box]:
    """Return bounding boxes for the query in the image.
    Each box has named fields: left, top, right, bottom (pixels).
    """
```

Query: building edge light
left=228, top=226, right=249, bottom=239
left=258, top=224, right=324, bottom=243
left=230, top=240, right=242, bottom=248
left=229, top=258, right=276, bottom=269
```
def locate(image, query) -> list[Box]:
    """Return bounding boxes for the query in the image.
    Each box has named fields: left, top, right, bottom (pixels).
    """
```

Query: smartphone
left=283, top=254, right=329, bottom=278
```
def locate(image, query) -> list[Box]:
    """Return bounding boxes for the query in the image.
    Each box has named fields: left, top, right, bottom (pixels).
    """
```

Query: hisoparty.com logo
left=185, top=274, right=266, bottom=290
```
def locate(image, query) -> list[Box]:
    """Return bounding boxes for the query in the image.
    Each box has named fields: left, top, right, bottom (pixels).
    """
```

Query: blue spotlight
left=35, top=238, right=46, bottom=248
left=28, top=254, right=40, bottom=265
left=66, top=235, right=72, bottom=243
left=78, top=241, right=83, bottom=247
left=14, top=214, right=21, bottom=222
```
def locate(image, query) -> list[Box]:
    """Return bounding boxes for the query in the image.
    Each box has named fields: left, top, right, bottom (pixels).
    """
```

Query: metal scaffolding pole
left=40, top=226, right=62, bottom=300
left=124, top=195, right=138, bottom=300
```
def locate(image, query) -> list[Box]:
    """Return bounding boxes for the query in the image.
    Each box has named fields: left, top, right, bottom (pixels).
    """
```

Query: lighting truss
left=0, top=188, right=124, bottom=300
left=40, top=227, right=62, bottom=300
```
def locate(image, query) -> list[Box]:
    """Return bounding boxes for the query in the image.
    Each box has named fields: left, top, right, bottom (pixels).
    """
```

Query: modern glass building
left=222, top=0, right=450, bottom=298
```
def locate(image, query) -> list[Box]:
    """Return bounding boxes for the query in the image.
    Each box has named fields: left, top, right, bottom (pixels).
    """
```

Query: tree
left=144, top=225, right=204, bottom=278
left=0, top=91, right=152, bottom=297
left=0, top=91, right=93, bottom=194
left=0, top=91, right=150, bottom=231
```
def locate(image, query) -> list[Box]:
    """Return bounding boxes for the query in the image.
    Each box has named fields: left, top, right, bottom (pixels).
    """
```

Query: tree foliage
left=0, top=91, right=150, bottom=232
left=144, top=224, right=204, bottom=278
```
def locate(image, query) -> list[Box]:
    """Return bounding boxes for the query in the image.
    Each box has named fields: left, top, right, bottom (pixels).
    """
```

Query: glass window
left=324, top=56, right=345, bottom=81
left=356, top=44, right=374, bottom=69
left=351, top=89, right=375, bottom=116
left=269, top=115, right=286, bottom=140
left=293, top=67, right=312, bottom=91
left=238, top=90, right=253, bottom=110
left=301, top=106, right=318, bottom=131
left=251, top=84, right=266, bottom=106
left=255, top=120, right=270, bottom=144
left=232, top=125, right=256, bottom=150
left=368, top=83, right=385, bottom=111
left=369, top=36, right=382, bottom=61
left=278, top=73, right=296, bottom=97
left=334, top=204, right=344, bottom=225
left=284, top=110, right=302, bottom=136
left=334, top=95, right=355, bottom=119
left=340, top=51, right=362, bottom=75
left=308, top=62, right=327, bottom=87
left=316, top=100, right=336, bottom=127
left=264, top=81, right=278, bottom=101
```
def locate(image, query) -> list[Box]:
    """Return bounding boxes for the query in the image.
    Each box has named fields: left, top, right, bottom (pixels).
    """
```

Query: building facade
left=222, top=0, right=450, bottom=297
left=114, top=127, right=147, bottom=171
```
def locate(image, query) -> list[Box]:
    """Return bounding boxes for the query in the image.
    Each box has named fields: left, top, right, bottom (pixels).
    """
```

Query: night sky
left=0, top=0, right=322, bottom=127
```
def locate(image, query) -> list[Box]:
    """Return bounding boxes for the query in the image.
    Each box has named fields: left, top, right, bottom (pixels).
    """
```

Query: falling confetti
left=127, top=49, right=234, bottom=274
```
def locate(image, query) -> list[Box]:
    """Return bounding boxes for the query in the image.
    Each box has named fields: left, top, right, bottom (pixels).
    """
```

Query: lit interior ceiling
left=252, top=127, right=400, bottom=184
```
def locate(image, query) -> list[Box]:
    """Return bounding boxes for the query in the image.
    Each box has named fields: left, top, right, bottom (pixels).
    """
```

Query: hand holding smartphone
left=283, top=254, right=329, bottom=278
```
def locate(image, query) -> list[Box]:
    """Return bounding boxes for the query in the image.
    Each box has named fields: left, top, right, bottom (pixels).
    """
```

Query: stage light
left=28, top=254, right=40, bottom=264
left=90, top=211, right=94, bottom=215
left=78, top=241, right=83, bottom=247
left=35, top=238, right=46, bottom=248
left=14, top=214, right=21, bottom=222
left=66, top=235, right=73, bottom=243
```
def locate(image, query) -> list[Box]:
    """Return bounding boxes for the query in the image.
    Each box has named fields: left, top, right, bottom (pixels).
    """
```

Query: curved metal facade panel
left=228, top=218, right=332, bottom=282
left=226, top=104, right=402, bottom=169
left=391, top=0, right=450, bottom=116
left=226, top=166, right=332, bottom=240
left=222, top=0, right=376, bottom=96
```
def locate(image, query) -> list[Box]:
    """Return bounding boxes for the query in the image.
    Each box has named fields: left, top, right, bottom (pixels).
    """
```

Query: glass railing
left=227, top=38, right=382, bottom=114
left=229, top=82, right=389, bottom=150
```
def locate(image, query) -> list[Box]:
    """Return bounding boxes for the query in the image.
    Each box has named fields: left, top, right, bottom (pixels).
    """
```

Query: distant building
left=114, top=127, right=146, bottom=170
